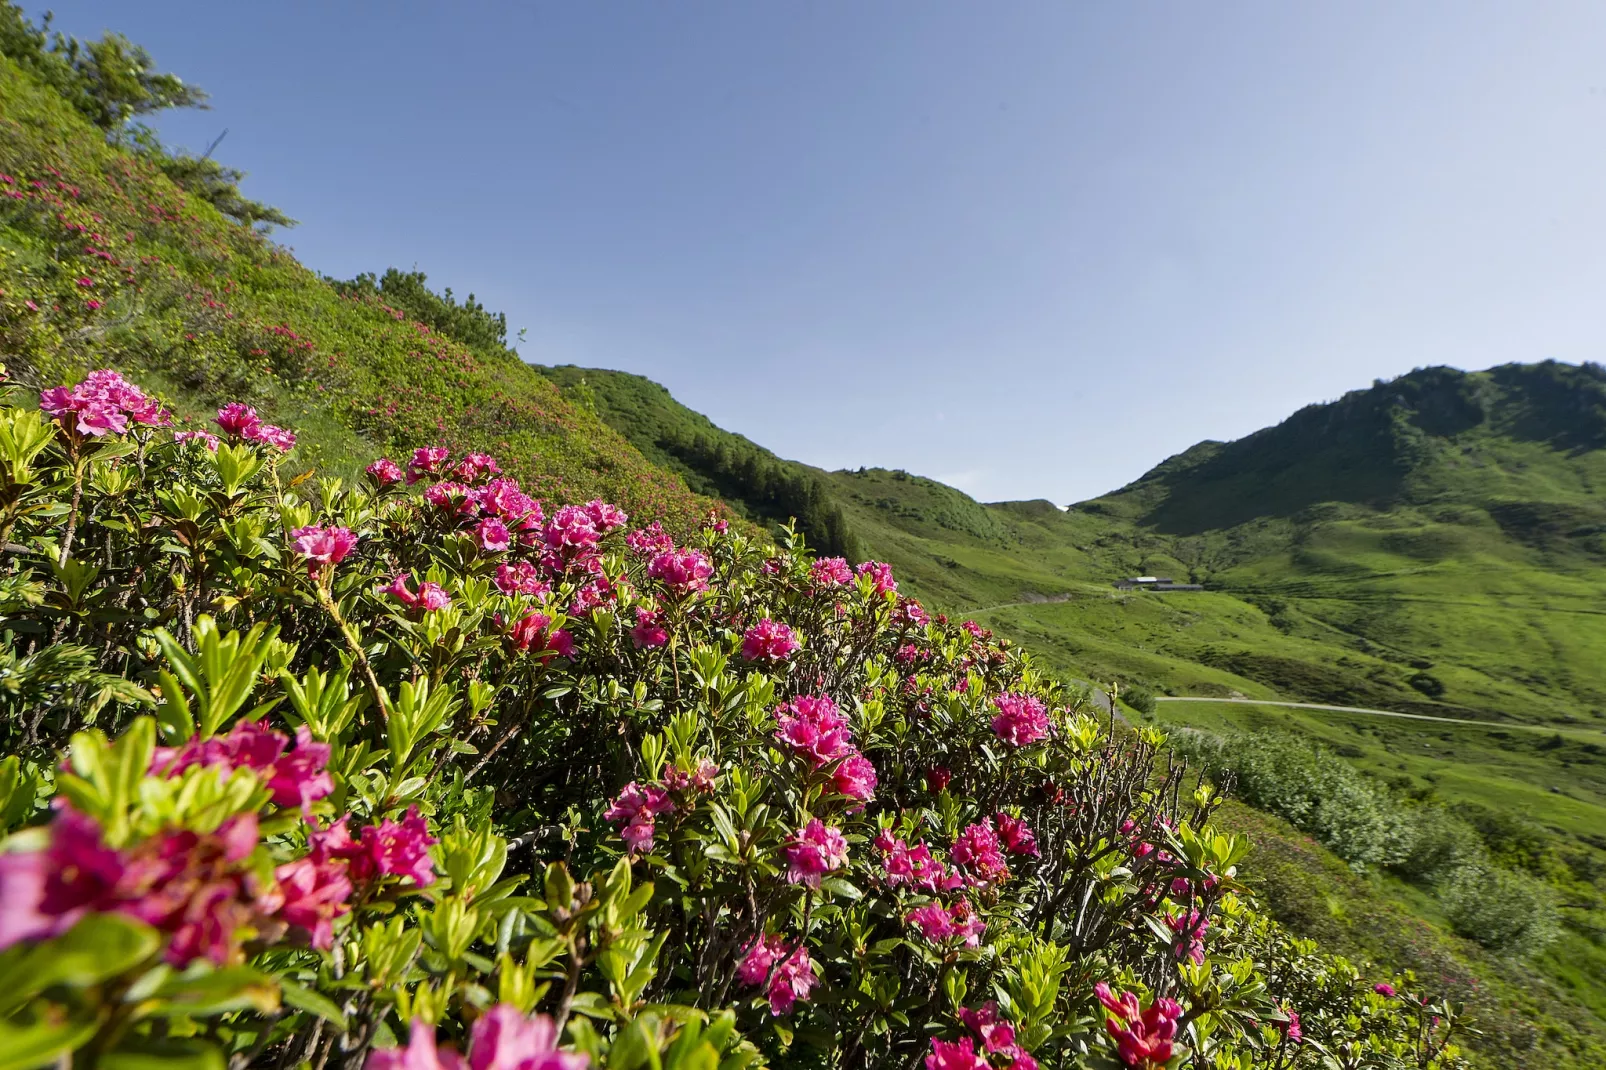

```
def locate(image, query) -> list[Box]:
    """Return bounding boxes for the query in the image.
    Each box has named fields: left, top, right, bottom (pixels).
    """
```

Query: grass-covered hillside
left=0, top=43, right=723, bottom=528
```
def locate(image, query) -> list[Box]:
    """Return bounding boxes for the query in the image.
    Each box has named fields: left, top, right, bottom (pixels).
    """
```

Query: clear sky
left=38, top=1, right=1606, bottom=503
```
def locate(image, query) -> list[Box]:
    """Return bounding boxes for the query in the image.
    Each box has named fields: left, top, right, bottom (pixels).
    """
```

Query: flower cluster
left=370, top=1005, right=587, bottom=1070
left=990, top=692, right=1051, bottom=747
left=215, top=402, right=295, bottom=451
left=39, top=368, right=168, bottom=436
left=738, top=933, right=819, bottom=1016
left=1094, top=984, right=1183, bottom=1069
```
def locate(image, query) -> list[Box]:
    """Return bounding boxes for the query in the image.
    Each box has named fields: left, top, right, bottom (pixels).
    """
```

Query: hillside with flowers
left=0, top=11, right=725, bottom=531
left=0, top=6, right=1600, bottom=1069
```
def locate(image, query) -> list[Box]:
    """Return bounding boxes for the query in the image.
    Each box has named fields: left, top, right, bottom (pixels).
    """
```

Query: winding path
left=1154, top=696, right=1605, bottom=741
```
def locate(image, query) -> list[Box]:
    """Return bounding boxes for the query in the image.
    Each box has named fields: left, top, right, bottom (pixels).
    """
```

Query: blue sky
left=41, top=1, right=1606, bottom=503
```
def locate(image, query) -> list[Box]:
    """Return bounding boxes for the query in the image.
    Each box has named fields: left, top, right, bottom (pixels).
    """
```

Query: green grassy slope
left=0, top=56, right=724, bottom=529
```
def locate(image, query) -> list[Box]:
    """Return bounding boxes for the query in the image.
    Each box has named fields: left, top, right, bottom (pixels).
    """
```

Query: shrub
left=1438, top=862, right=1560, bottom=956
left=0, top=371, right=1468, bottom=1068
left=1120, top=684, right=1157, bottom=716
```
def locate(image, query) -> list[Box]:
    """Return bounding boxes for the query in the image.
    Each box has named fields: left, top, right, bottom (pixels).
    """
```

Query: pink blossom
left=151, top=719, right=332, bottom=813
left=951, top=821, right=1008, bottom=887
left=773, top=695, right=853, bottom=769
left=647, top=548, right=713, bottom=596
left=957, top=1003, right=1023, bottom=1057
left=476, top=517, right=512, bottom=552
left=626, top=521, right=675, bottom=555
left=477, top=479, right=540, bottom=525
left=604, top=782, right=673, bottom=855
left=367, top=1007, right=587, bottom=1070
left=343, top=808, right=437, bottom=887
left=367, top=1019, right=467, bottom=1070
left=272, top=850, right=353, bottom=950
left=291, top=525, right=357, bottom=574
left=1282, top=1006, right=1303, bottom=1043
left=84, top=298, right=103, bottom=310
left=855, top=560, right=897, bottom=595
left=583, top=499, right=628, bottom=532
left=905, top=901, right=956, bottom=943
left=246, top=424, right=296, bottom=452
left=810, top=557, right=853, bottom=586
left=452, top=452, right=501, bottom=484
left=215, top=402, right=262, bottom=437
left=507, top=612, right=573, bottom=658
left=737, top=934, right=819, bottom=1015
left=897, top=599, right=930, bottom=627
left=662, top=759, right=719, bottom=793
left=927, top=766, right=953, bottom=793
left=543, top=505, right=601, bottom=553
left=366, top=457, right=405, bottom=487
left=630, top=607, right=669, bottom=649
left=1165, top=910, right=1208, bottom=965
left=1094, top=984, right=1182, bottom=1069
left=382, top=573, right=452, bottom=612
left=494, top=561, right=550, bottom=598
left=741, top=618, right=799, bottom=661
left=924, top=1037, right=989, bottom=1070
left=174, top=430, right=220, bottom=451
left=995, top=813, right=1039, bottom=857
left=76, top=276, right=94, bottom=288
left=40, top=370, right=168, bottom=436
left=784, top=819, right=848, bottom=888
left=406, top=446, right=450, bottom=484
left=832, top=753, right=878, bottom=803
left=991, top=693, right=1050, bottom=747
left=1374, top=983, right=1396, bottom=998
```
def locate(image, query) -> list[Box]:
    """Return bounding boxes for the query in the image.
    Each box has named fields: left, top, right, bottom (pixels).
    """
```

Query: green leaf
left=0, top=914, right=160, bottom=1016
left=0, top=1010, right=98, bottom=1070
left=278, top=979, right=348, bottom=1026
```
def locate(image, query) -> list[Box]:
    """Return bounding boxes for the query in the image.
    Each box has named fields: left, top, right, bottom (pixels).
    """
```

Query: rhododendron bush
left=0, top=371, right=1468, bottom=1069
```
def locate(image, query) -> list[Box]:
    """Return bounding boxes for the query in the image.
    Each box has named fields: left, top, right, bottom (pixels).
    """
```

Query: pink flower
left=84, top=298, right=103, bottom=310
left=1165, top=910, right=1208, bottom=965
left=151, top=719, right=332, bottom=813
left=246, top=424, right=296, bottom=452
left=604, top=783, right=673, bottom=855
left=662, top=759, right=719, bottom=793
left=291, top=525, right=358, bottom=574
left=0, top=809, right=123, bottom=949
left=773, top=695, right=852, bottom=769
left=215, top=402, right=262, bottom=437
left=995, top=813, right=1039, bottom=857
left=855, top=560, right=897, bottom=595
left=452, top=452, right=501, bottom=484
left=76, top=276, right=94, bottom=288
left=626, top=521, right=675, bottom=555
left=784, top=819, right=848, bottom=888
left=832, top=753, right=878, bottom=803
left=366, top=457, right=405, bottom=487
left=382, top=573, right=452, bottom=612
left=991, top=693, right=1050, bottom=747
left=272, top=850, right=353, bottom=950
left=543, top=505, right=601, bottom=553
left=925, top=1038, right=988, bottom=1070
left=406, top=446, right=450, bottom=484
left=508, top=611, right=573, bottom=658
left=477, top=479, right=540, bottom=525
left=1094, top=984, right=1182, bottom=1069
left=631, top=608, right=669, bottom=649
left=424, top=481, right=477, bottom=517
left=897, top=599, right=930, bottom=627
left=737, top=934, right=818, bottom=1015
left=810, top=557, right=853, bottom=586
left=476, top=517, right=512, bottom=552
left=906, top=898, right=984, bottom=947
left=741, top=618, right=799, bottom=661
left=493, top=561, right=550, bottom=598
left=302, top=812, right=435, bottom=890
left=367, top=1007, right=586, bottom=1070
left=583, top=499, right=628, bottom=532
left=40, top=371, right=168, bottom=436
left=174, top=430, right=220, bottom=451
left=1282, top=1006, right=1302, bottom=1043
left=951, top=821, right=1008, bottom=886
left=1374, top=983, right=1396, bottom=998
left=957, top=1002, right=1019, bottom=1056
left=367, top=1019, right=467, bottom=1070
left=465, top=1004, right=588, bottom=1070
left=927, top=766, right=953, bottom=793
left=647, top=548, right=713, bottom=596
